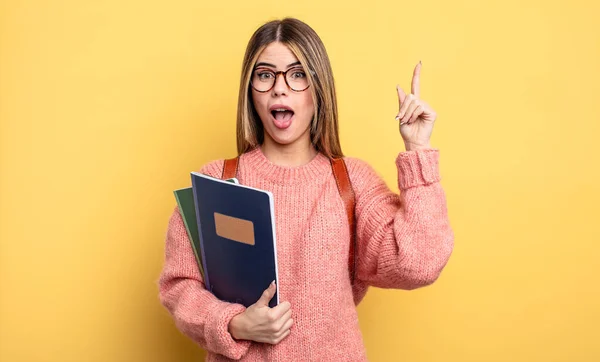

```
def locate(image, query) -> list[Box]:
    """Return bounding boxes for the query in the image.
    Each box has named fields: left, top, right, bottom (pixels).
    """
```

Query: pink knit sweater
left=159, top=147, right=454, bottom=361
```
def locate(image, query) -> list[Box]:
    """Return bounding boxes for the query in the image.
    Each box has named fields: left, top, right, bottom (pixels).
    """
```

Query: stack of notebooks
left=173, top=173, right=279, bottom=308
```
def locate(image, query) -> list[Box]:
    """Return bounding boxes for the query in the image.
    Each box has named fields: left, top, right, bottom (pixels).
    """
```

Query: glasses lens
left=286, top=68, right=309, bottom=91
left=251, top=69, right=275, bottom=92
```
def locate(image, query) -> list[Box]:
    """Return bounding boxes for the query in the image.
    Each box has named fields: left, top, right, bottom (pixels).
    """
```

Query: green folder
left=173, top=178, right=238, bottom=279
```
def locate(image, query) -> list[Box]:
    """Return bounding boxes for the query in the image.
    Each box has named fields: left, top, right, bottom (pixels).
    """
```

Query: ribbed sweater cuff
left=396, top=149, right=441, bottom=190
left=205, top=301, right=251, bottom=360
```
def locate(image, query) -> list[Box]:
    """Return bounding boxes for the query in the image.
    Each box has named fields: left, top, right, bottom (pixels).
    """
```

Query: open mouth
left=270, top=109, right=295, bottom=130
left=271, top=110, right=295, bottom=121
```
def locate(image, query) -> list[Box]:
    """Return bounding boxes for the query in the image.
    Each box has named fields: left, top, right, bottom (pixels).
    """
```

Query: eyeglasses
left=251, top=67, right=311, bottom=93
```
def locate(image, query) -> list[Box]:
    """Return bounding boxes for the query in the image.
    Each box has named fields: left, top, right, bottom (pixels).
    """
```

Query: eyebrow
left=254, top=61, right=302, bottom=69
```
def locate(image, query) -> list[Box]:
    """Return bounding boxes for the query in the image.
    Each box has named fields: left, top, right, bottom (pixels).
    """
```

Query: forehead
left=256, top=42, right=299, bottom=68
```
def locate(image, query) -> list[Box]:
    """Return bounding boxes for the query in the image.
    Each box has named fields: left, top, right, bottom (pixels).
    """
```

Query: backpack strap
left=220, top=155, right=357, bottom=285
left=222, top=157, right=239, bottom=180
left=330, top=158, right=357, bottom=285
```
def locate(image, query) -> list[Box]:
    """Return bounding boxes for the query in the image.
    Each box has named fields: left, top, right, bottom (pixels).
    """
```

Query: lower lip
left=271, top=113, right=294, bottom=130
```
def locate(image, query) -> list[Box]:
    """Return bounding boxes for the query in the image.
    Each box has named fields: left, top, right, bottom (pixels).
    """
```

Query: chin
left=266, top=133, right=300, bottom=146
left=264, top=127, right=310, bottom=147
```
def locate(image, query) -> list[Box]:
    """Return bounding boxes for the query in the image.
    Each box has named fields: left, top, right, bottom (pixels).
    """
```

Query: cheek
left=299, top=93, right=315, bottom=117
left=252, top=93, right=268, bottom=117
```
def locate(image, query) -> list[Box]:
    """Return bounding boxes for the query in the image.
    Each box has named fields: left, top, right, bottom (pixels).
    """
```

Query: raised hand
left=395, top=61, right=437, bottom=151
left=228, top=281, right=293, bottom=345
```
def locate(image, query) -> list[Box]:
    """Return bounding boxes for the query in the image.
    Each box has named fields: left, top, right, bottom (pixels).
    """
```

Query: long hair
left=236, top=18, right=343, bottom=158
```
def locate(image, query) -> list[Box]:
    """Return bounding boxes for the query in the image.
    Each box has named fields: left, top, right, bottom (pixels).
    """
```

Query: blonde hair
left=236, top=18, right=343, bottom=158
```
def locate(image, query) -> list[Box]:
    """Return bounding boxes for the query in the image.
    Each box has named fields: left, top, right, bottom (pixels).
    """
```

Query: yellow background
left=1, top=0, right=598, bottom=361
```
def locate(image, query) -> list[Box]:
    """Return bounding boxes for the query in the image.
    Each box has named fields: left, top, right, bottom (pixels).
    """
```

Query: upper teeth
left=274, top=109, right=289, bottom=112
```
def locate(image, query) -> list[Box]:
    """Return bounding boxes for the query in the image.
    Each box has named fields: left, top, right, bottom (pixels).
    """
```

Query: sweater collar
left=241, top=146, right=331, bottom=185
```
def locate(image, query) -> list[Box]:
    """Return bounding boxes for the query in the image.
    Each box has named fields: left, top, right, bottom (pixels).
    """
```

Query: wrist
left=404, top=142, right=432, bottom=152
left=228, top=313, right=247, bottom=340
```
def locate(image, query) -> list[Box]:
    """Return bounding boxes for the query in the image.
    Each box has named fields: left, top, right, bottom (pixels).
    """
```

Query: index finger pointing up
left=411, top=61, right=422, bottom=97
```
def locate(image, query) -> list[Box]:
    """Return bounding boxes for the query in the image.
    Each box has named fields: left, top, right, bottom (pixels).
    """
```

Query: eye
left=257, top=71, right=274, bottom=80
left=290, top=70, right=306, bottom=79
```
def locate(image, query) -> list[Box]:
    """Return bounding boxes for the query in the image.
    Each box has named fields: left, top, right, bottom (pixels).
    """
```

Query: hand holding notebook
left=227, top=280, right=293, bottom=344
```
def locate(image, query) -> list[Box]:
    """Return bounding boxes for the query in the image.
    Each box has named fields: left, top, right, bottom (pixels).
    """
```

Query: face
left=250, top=42, right=315, bottom=149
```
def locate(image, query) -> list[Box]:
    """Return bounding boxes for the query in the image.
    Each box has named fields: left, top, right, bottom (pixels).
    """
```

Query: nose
left=272, top=72, right=288, bottom=96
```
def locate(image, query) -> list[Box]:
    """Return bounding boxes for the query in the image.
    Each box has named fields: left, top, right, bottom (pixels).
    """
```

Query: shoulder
left=342, top=156, right=374, bottom=174
left=342, top=156, right=388, bottom=193
left=197, top=150, right=258, bottom=179
left=198, top=158, right=226, bottom=179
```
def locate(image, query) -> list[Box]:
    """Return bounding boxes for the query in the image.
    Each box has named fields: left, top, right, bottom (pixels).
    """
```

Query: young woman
left=159, top=17, right=454, bottom=361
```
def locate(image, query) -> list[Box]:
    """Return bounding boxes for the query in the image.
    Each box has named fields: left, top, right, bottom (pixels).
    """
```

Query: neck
left=261, top=135, right=318, bottom=167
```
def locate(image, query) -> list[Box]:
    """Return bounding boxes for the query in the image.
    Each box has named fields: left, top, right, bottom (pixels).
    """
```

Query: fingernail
left=395, top=116, right=400, bottom=121
left=419, top=60, right=422, bottom=65
left=272, top=280, right=276, bottom=285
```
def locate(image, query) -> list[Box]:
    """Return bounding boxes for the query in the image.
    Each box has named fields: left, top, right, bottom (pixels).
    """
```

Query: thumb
left=396, top=85, right=407, bottom=108
left=256, top=281, right=276, bottom=307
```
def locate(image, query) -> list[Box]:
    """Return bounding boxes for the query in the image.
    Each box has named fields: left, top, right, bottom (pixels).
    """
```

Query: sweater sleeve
left=158, top=160, right=252, bottom=360
left=346, top=149, right=454, bottom=290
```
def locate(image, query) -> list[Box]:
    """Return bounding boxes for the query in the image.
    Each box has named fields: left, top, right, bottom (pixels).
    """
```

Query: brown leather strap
left=222, top=157, right=239, bottom=180
left=331, top=158, right=357, bottom=285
